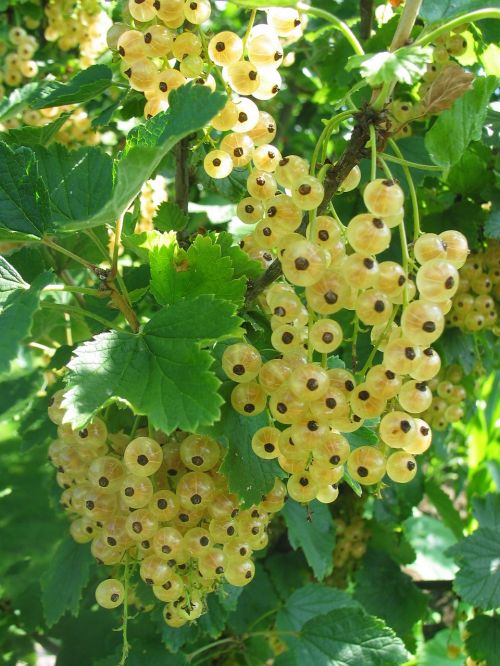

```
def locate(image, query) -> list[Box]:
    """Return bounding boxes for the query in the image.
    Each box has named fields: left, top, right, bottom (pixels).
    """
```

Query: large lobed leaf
left=465, top=614, right=500, bottom=665
left=277, top=584, right=360, bottom=633
left=425, top=76, right=497, bottom=169
left=282, top=499, right=336, bottom=581
left=63, top=295, right=242, bottom=432
left=347, top=47, right=433, bottom=86
left=420, top=0, right=485, bottom=22
left=200, top=382, right=283, bottom=507
left=0, top=141, right=51, bottom=239
left=284, top=607, right=408, bottom=666
left=447, top=527, right=500, bottom=610
left=0, top=271, right=53, bottom=374
left=150, top=234, right=247, bottom=308
left=0, top=256, right=28, bottom=305
left=41, top=535, right=93, bottom=627
left=353, top=549, right=428, bottom=639
left=60, top=84, right=226, bottom=232
left=30, top=65, right=113, bottom=110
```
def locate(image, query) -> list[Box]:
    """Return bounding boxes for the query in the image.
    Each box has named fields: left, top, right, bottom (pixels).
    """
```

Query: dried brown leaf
left=422, top=63, right=475, bottom=116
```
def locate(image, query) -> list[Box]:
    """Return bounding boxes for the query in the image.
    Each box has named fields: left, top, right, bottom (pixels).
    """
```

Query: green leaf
left=417, top=628, right=463, bottom=666
left=277, top=584, right=359, bottom=632
left=2, top=112, right=72, bottom=148
left=0, top=370, right=44, bottom=420
left=368, top=521, right=416, bottom=565
left=30, top=65, right=113, bottom=109
left=34, top=144, right=113, bottom=226
left=150, top=234, right=246, bottom=307
left=346, top=47, right=432, bottom=86
left=345, top=426, right=379, bottom=449
left=230, top=0, right=297, bottom=6
left=0, top=256, right=28, bottom=305
left=153, top=201, right=188, bottom=232
left=0, top=271, right=52, bottom=374
left=354, top=549, right=427, bottom=638
left=484, top=207, right=500, bottom=240
left=420, top=0, right=485, bottom=22
left=282, top=499, right=336, bottom=581
left=425, top=76, right=497, bottom=169
left=0, top=82, right=40, bottom=121
left=447, top=527, right=500, bottom=610
left=437, top=327, right=476, bottom=375
left=227, top=564, right=280, bottom=634
left=404, top=515, right=457, bottom=579
left=62, top=84, right=226, bottom=232
left=424, top=478, right=464, bottom=540
left=465, top=615, right=500, bottom=666
left=472, top=493, right=500, bottom=530
left=41, top=535, right=93, bottom=626
left=213, top=231, right=262, bottom=280
left=200, top=383, right=282, bottom=507
left=0, top=142, right=51, bottom=239
left=63, top=295, right=242, bottom=432
left=285, top=607, right=408, bottom=666
left=17, top=392, right=58, bottom=451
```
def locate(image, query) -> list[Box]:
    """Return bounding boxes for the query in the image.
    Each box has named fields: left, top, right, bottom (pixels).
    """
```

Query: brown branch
left=359, top=0, right=374, bottom=40
left=245, top=106, right=380, bottom=307
left=175, top=137, right=190, bottom=247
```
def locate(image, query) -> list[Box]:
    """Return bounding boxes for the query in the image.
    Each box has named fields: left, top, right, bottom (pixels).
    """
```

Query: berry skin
left=346, top=214, right=391, bottom=255
left=95, top=579, right=125, bottom=609
left=179, top=434, right=220, bottom=471
left=231, top=382, right=267, bottom=416
left=291, top=175, right=324, bottom=210
left=208, top=31, right=243, bottom=66
left=363, top=179, right=404, bottom=217
left=124, top=437, right=163, bottom=477
left=288, top=363, right=330, bottom=402
left=204, top=150, right=233, bottom=179
left=224, top=559, right=255, bottom=586
left=386, top=451, right=417, bottom=483
left=287, top=471, right=318, bottom=502
left=347, top=446, right=386, bottom=485
left=401, top=299, right=445, bottom=345
left=251, top=426, right=280, bottom=459
left=222, top=343, right=262, bottom=382
left=309, top=319, right=343, bottom=353
left=379, top=411, right=418, bottom=449
left=281, top=239, right=327, bottom=287
left=416, top=259, right=459, bottom=302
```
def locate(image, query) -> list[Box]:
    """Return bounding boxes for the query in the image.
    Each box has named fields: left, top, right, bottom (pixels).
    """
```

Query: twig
left=175, top=137, right=191, bottom=246
left=359, top=0, right=374, bottom=40
left=390, top=0, right=423, bottom=51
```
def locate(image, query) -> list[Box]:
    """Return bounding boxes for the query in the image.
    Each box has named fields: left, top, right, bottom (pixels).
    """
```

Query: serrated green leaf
left=213, top=231, right=262, bottom=280
left=424, top=478, right=464, bottom=540
left=18, top=392, right=58, bottom=451
left=420, top=0, right=485, bottom=22
left=63, top=295, right=242, bottom=432
left=285, top=607, right=408, bottom=666
left=277, top=584, right=359, bottom=633
left=473, top=493, right=500, bottom=530
left=0, top=256, right=28, bottom=305
left=437, top=327, right=476, bottom=375
left=282, top=500, right=336, bottom=581
left=227, top=564, right=280, bottom=634
left=150, top=234, right=246, bottom=307
left=0, top=271, right=52, bottom=374
left=153, top=201, right=188, bottom=232
left=0, top=370, right=44, bottom=420
left=30, top=65, right=113, bottom=110
left=34, top=144, right=113, bottom=226
left=484, top=207, right=500, bottom=240
left=200, top=382, right=282, bottom=507
left=354, top=549, right=427, bottom=638
left=346, top=47, right=433, bottom=86
left=426, top=76, right=497, bottom=169
left=368, top=521, right=416, bottom=565
left=417, top=628, right=463, bottom=666
left=2, top=112, right=71, bottom=148
left=0, top=142, right=51, bottom=238
left=61, top=84, right=226, bottom=232
left=41, top=535, right=93, bottom=626
left=447, top=527, right=500, bottom=609
left=465, top=615, right=500, bottom=665
left=345, top=426, right=379, bottom=449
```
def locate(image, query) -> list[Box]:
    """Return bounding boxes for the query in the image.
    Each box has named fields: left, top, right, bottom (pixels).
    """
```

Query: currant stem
left=119, top=559, right=131, bottom=666
left=112, top=213, right=125, bottom=278
left=387, top=138, right=422, bottom=239
left=380, top=153, right=441, bottom=171
left=42, top=238, right=96, bottom=270
left=369, top=123, right=377, bottom=181
left=389, top=0, right=422, bottom=51
left=414, top=9, right=500, bottom=48
left=297, top=2, right=365, bottom=56
left=42, top=284, right=109, bottom=297
left=242, top=9, right=257, bottom=48
left=40, top=302, right=120, bottom=330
